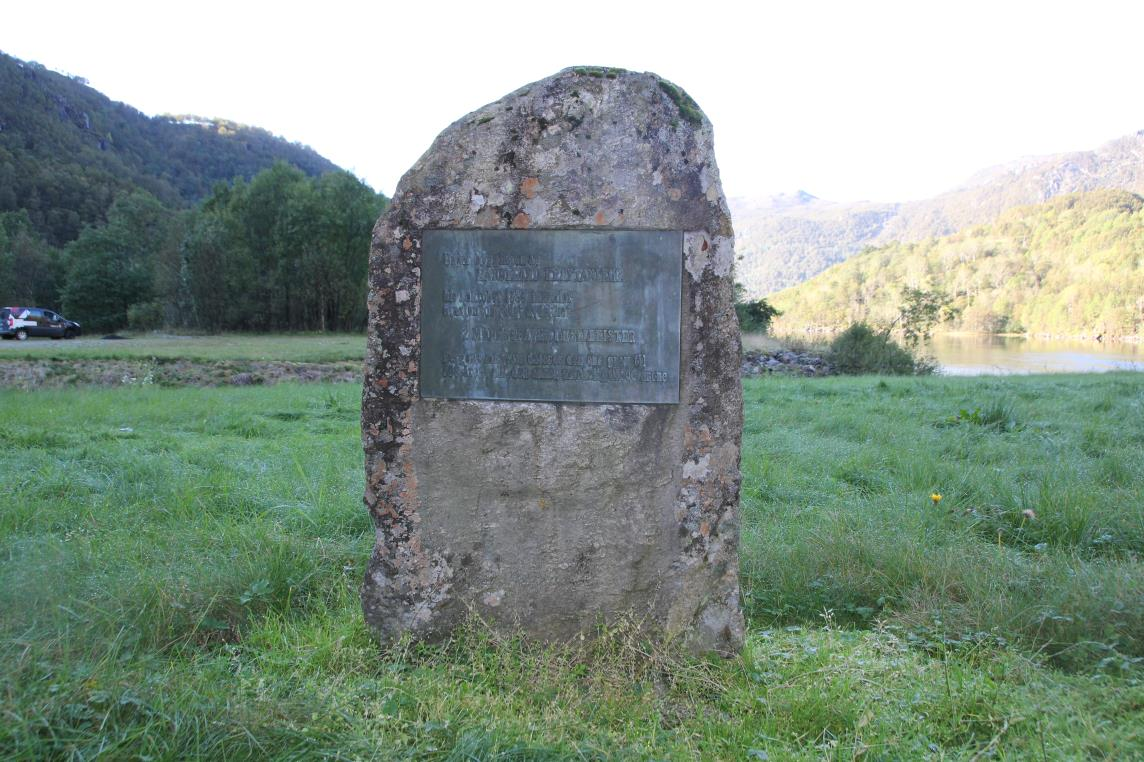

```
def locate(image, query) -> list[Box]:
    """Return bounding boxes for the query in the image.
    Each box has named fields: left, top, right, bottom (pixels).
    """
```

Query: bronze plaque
left=420, top=229, right=681, bottom=403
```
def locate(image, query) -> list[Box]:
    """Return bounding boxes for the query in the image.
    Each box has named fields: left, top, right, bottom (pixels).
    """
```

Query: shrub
left=829, top=322, right=925, bottom=375
left=736, top=297, right=782, bottom=333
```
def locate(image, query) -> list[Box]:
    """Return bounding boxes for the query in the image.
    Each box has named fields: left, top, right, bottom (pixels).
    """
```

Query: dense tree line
left=770, top=190, right=1144, bottom=338
left=177, top=164, right=386, bottom=332
left=0, top=51, right=339, bottom=246
left=1, top=164, right=386, bottom=333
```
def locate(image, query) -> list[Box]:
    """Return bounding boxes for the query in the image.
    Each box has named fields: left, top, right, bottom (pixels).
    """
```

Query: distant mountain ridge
left=733, top=130, right=1144, bottom=296
left=769, top=189, right=1144, bottom=339
left=731, top=195, right=898, bottom=295
left=0, top=51, right=341, bottom=244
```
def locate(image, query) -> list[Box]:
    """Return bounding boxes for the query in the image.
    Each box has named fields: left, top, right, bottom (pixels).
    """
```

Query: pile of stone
left=741, top=348, right=835, bottom=377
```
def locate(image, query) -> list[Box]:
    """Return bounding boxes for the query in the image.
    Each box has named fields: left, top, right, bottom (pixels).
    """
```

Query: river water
left=927, top=334, right=1143, bottom=375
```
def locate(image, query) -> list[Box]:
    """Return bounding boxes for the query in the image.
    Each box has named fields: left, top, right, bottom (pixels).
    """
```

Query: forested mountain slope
left=734, top=131, right=1144, bottom=296
left=769, top=190, right=1144, bottom=339
left=731, top=194, right=898, bottom=296
left=0, top=51, right=339, bottom=245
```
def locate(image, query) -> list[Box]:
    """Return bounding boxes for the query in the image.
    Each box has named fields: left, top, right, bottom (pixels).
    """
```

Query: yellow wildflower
left=931, top=493, right=943, bottom=505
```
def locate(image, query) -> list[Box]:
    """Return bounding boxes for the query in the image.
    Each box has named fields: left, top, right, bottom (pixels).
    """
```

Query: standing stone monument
left=362, top=66, right=744, bottom=655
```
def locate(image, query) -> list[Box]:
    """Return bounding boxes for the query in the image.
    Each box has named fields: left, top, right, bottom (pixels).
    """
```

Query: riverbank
left=4, top=330, right=1141, bottom=390
left=0, top=358, right=360, bottom=388
left=0, top=352, right=832, bottom=388
left=927, top=332, right=1143, bottom=374
left=750, top=331, right=1144, bottom=376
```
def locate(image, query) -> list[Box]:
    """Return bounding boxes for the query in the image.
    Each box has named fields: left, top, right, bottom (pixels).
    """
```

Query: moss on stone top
left=656, top=79, right=703, bottom=126
left=572, top=66, right=625, bottom=79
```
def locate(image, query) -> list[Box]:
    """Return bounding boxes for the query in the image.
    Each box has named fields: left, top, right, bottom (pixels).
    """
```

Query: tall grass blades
left=2, top=373, right=1143, bottom=758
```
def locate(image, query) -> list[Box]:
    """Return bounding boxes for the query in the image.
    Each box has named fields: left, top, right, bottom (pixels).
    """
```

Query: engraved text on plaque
left=420, top=229, right=682, bottom=403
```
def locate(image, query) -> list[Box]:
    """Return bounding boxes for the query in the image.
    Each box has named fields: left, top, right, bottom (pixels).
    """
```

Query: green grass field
left=1, top=373, right=1142, bottom=759
left=0, top=332, right=366, bottom=363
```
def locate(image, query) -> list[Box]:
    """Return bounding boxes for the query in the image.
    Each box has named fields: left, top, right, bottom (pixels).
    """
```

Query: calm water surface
left=928, top=334, right=1143, bottom=375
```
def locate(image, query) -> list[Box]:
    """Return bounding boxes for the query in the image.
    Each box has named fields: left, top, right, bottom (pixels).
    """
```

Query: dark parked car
left=0, top=307, right=82, bottom=340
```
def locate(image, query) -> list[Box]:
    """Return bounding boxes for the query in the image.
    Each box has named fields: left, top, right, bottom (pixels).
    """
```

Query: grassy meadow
left=1, top=369, right=1142, bottom=758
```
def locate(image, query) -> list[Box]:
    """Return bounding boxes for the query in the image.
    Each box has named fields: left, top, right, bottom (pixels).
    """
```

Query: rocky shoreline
left=741, top=348, right=835, bottom=377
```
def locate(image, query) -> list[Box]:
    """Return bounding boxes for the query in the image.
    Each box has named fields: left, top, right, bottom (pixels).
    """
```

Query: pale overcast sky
left=5, top=0, right=1143, bottom=203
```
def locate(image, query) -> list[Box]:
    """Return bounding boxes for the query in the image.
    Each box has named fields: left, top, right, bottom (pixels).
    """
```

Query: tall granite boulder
left=361, top=66, right=744, bottom=655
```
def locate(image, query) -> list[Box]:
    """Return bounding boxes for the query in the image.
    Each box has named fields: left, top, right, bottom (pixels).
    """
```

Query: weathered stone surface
left=361, top=66, right=744, bottom=655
